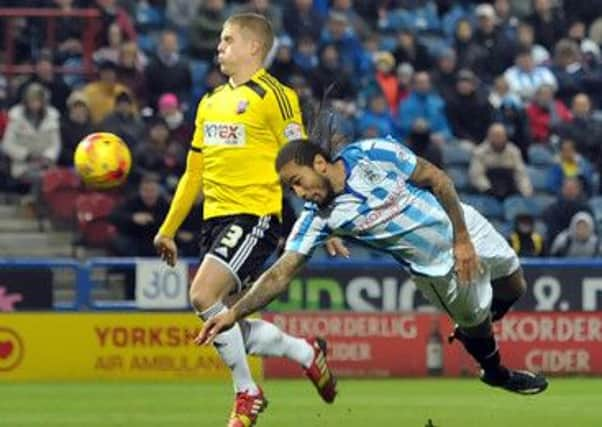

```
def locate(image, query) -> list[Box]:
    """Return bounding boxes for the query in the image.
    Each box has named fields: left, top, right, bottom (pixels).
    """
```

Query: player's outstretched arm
left=409, top=157, right=480, bottom=286
left=195, top=251, right=306, bottom=345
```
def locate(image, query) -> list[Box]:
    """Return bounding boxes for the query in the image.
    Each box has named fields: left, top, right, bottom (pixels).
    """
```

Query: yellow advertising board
left=0, top=313, right=262, bottom=381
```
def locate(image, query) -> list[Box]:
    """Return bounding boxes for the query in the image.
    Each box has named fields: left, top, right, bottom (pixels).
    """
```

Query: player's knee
left=189, top=284, right=219, bottom=312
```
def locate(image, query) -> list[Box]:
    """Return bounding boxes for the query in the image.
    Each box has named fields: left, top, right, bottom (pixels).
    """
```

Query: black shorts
left=200, top=214, right=281, bottom=293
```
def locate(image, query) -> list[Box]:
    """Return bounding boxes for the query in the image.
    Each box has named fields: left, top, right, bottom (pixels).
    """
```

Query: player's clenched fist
left=153, top=234, right=178, bottom=267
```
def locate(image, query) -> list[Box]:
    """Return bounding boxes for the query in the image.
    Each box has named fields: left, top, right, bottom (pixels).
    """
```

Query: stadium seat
left=75, top=192, right=119, bottom=248
left=461, top=194, right=504, bottom=220
left=442, top=144, right=472, bottom=167
left=190, top=59, right=210, bottom=86
left=503, top=195, right=538, bottom=222
left=531, top=194, right=556, bottom=216
left=528, top=145, right=555, bottom=167
left=446, top=167, right=471, bottom=192
left=526, top=166, right=551, bottom=193
left=41, top=168, right=82, bottom=222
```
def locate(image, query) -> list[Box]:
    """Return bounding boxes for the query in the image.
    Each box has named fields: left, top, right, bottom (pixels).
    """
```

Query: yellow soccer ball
left=74, top=132, right=132, bottom=189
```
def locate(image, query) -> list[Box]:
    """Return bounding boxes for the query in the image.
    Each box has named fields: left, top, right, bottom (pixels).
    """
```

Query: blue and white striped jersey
left=285, top=138, right=455, bottom=276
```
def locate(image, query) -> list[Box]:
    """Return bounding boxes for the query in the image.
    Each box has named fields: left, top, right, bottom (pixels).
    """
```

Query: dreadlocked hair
left=305, top=83, right=349, bottom=157
left=275, top=139, right=330, bottom=172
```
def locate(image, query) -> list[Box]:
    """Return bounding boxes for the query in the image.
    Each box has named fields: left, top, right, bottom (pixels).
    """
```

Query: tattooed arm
left=409, top=157, right=479, bottom=285
left=231, top=251, right=307, bottom=319
left=195, top=251, right=307, bottom=344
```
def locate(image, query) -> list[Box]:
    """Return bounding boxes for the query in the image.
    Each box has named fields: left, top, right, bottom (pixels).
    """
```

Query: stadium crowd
left=1, top=0, right=602, bottom=258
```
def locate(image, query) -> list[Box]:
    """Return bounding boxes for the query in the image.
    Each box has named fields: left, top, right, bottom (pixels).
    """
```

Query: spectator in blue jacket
left=546, top=138, right=594, bottom=196
left=396, top=71, right=452, bottom=143
left=356, top=93, right=395, bottom=139
left=319, top=11, right=367, bottom=78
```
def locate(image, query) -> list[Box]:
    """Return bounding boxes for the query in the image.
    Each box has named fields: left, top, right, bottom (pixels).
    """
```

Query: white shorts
left=412, top=204, right=520, bottom=327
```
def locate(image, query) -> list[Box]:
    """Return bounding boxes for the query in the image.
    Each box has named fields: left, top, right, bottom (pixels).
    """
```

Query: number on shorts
left=220, top=224, right=244, bottom=248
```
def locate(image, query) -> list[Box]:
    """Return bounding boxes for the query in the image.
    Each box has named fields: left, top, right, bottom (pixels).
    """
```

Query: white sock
left=240, top=319, right=315, bottom=369
left=199, top=302, right=258, bottom=394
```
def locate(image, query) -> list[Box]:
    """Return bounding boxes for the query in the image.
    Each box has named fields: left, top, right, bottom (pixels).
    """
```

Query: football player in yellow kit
left=154, top=13, right=339, bottom=427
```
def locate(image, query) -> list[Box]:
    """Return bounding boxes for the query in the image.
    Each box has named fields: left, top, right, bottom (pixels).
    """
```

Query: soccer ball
left=74, top=132, right=132, bottom=189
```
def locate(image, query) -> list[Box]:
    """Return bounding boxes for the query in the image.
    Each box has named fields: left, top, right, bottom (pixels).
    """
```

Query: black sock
left=491, top=296, right=519, bottom=322
left=456, top=329, right=510, bottom=380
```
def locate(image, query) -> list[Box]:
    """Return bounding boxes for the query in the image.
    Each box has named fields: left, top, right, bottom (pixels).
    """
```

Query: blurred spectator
left=473, top=3, right=516, bottom=82
left=550, top=211, right=600, bottom=257
left=393, top=29, right=431, bottom=72
left=567, top=20, right=601, bottom=62
left=145, top=30, right=193, bottom=109
left=166, top=0, right=202, bottom=29
left=2, top=83, right=61, bottom=197
left=93, top=22, right=123, bottom=65
left=312, top=44, right=356, bottom=100
left=431, top=48, right=458, bottom=103
left=453, top=18, right=487, bottom=76
left=83, top=59, right=133, bottom=124
left=109, top=173, right=169, bottom=257
left=99, top=91, right=144, bottom=147
left=469, top=123, right=533, bottom=199
left=508, top=213, right=546, bottom=256
left=270, top=37, right=301, bottom=84
left=370, top=52, right=399, bottom=115
left=95, top=0, right=136, bottom=47
left=188, top=0, right=226, bottom=61
left=355, top=93, right=395, bottom=139
left=551, top=39, right=588, bottom=106
left=283, top=0, right=323, bottom=42
left=546, top=138, right=594, bottom=196
left=526, top=0, right=565, bottom=51
left=396, top=62, right=414, bottom=108
left=489, top=75, right=521, bottom=109
left=233, top=0, right=283, bottom=35
left=556, top=93, right=602, bottom=177
left=53, top=0, right=84, bottom=62
left=445, top=69, right=493, bottom=144
left=516, top=21, right=550, bottom=66
left=16, top=52, right=70, bottom=112
left=396, top=72, right=451, bottom=143
left=404, top=120, right=443, bottom=168
left=58, top=91, right=93, bottom=167
left=320, top=12, right=367, bottom=78
left=494, top=0, right=520, bottom=41
left=157, top=93, right=192, bottom=146
left=492, top=96, right=532, bottom=160
left=331, top=0, right=370, bottom=40
left=116, top=41, right=149, bottom=107
left=133, top=117, right=185, bottom=187
left=504, top=47, right=557, bottom=101
left=293, top=35, right=319, bottom=74
left=541, top=177, right=592, bottom=241
left=526, top=83, right=572, bottom=144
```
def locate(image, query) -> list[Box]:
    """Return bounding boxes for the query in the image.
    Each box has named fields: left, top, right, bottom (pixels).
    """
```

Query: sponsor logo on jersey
left=284, top=123, right=303, bottom=141
left=204, top=122, right=246, bottom=146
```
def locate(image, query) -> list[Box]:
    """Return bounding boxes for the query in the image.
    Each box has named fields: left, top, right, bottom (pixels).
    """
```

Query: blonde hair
left=225, top=13, right=274, bottom=59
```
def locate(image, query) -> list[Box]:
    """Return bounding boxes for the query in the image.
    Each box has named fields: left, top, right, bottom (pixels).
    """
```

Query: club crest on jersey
left=357, top=159, right=386, bottom=185
left=284, top=123, right=303, bottom=140
left=236, top=99, right=249, bottom=114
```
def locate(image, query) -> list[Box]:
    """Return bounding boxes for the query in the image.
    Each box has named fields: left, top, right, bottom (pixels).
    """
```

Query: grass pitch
left=0, top=378, right=600, bottom=427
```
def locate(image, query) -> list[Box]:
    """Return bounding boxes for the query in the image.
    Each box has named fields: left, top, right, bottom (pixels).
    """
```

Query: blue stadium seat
left=446, top=167, right=470, bottom=192
left=442, top=144, right=472, bottom=167
left=528, top=145, right=555, bottom=167
left=503, top=195, right=538, bottom=221
left=461, top=194, right=504, bottom=220
left=190, top=59, right=210, bottom=86
left=531, top=194, right=556, bottom=216
left=490, top=219, right=513, bottom=238
left=526, top=166, right=551, bottom=193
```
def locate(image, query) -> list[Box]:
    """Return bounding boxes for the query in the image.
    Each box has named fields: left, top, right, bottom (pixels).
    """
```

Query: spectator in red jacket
left=526, top=83, right=572, bottom=143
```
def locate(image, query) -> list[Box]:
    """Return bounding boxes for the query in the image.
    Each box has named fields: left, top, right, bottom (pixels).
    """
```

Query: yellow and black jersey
left=158, top=69, right=305, bottom=237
